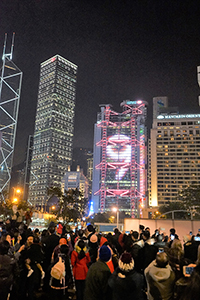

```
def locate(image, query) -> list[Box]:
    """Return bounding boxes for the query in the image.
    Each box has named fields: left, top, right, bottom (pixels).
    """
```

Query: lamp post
left=112, top=207, right=119, bottom=229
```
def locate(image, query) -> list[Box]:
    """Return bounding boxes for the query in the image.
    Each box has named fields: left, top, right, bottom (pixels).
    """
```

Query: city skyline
left=1, top=1, right=200, bottom=167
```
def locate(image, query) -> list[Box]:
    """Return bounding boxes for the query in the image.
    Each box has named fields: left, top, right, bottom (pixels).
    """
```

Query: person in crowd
left=112, top=228, right=122, bottom=254
left=84, top=245, right=112, bottom=300
left=167, top=239, right=185, bottom=280
left=138, top=230, right=158, bottom=273
left=50, top=244, right=73, bottom=300
left=52, top=237, right=69, bottom=262
left=26, top=236, right=45, bottom=279
left=42, top=225, right=60, bottom=291
left=57, top=222, right=63, bottom=236
left=0, top=241, right=18, bottom=300
left=183, top=234, right=198, bottom=263
left=2, top=232, right=24, bottom=259
left=130, top=231, right=143, bottom=272
left=71, top=240, right=90, bottom=300
left=86, top=224, right=98, bottom=265
left=108, top=252, right=145, bottom=300
left=145, top=251, right=176, bottom=300
left=17, top=235, right=35, bottom=300
left=139, top=225, right=145, bottom=240
left=180, top=264, right=200, bottom=300
left=154, top=233, right=166, bottom=251
left=168, top=228, right=179, bottom=248
left=74, top=229, right=88, bottom=246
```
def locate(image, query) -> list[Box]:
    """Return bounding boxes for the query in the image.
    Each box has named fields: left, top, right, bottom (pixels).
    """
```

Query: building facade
left=0, top=34, right=22, bottom=196
left=148, top=107, right=200, bottom=207
left=61, top=166, right=89, bottom=199
left=92, top=100, right=148, bottom=217
left=29, top=55, right=78, bottom=206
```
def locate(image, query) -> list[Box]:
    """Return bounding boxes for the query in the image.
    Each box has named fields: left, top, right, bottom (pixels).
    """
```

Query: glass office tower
left=29, top=55, right=78, bottom=206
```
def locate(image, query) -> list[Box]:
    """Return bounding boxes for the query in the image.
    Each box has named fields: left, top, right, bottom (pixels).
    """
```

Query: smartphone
left=171, top=234, right=175, bottom=240
left=190, top=231, right=192, bottom=235
left=194, top=236, right=200, bottom=242
left=67, top=234, right=70, bottom=239
left=159, top=249, right=164, bottom=253
left=0, top=227, right=2, bottom=231
left=185, top=266, right=194, bottom=275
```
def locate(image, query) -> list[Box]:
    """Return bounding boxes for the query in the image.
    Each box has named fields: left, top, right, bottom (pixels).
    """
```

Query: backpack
left=51, top=256, right=65, bottom=283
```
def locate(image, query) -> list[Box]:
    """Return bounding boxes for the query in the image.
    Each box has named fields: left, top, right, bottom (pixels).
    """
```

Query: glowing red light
left=51, top=57, right=56, bottom=62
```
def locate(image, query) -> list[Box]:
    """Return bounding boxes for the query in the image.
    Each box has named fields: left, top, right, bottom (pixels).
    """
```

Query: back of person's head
left=131, top=231, right=139, bottom=240
left=156, top=252, right=168, bottom=268
left=34, top=228, right=40, bottom=235
left=78, top=229, right=84, bottom=238
left=0, top=240, right=10, bottom=255
left=170, top=228, right=176, bottom=235
left=59, top=238, right=67, bottom=245
left=99, top=245, right=111, bottom=262
left=77, top=240, right=86, bottom=260
left=171, top=239, right=182, bottom=250
left=114, top=228, right=120, bottom=235
left=139, top=225, right=145, bottom=231
left=143, top=230, right=150, bottom=241
left=87, top=224, right=94, bottom=233
left=49, top=226, right=56, bottom=234
left=60, top=244, right=69, bottom=256
left=119, top=252, right=134, bottom=272
left=33, top=236, right=40, bottom=244
left=41, top=229, right=48, bottom=237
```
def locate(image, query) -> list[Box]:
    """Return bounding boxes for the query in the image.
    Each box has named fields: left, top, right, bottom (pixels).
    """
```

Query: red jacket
left=71, top=251, right=90, bottom=280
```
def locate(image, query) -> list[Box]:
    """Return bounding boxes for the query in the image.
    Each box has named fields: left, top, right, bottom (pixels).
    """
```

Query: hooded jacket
left=71, top=244, right=90, bottom=280
left=144, top=259, right=175, bottom=300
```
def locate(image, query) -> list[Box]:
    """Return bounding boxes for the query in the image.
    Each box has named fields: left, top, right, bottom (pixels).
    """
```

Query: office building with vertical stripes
left=92, top=100, right=147, bottom=217
left=29, top=55, right=78, bottom=206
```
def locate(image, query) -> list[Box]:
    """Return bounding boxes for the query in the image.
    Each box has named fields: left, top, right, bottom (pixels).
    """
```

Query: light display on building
left=92, top=100, right=147, bottom=217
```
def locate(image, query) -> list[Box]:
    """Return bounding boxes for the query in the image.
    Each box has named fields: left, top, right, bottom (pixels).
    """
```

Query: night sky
left=1, top=0, right=200, bottom=166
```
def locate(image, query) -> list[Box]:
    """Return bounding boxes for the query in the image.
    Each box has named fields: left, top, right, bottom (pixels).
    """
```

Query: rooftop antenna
left=2, top=32, right=15, bottom=61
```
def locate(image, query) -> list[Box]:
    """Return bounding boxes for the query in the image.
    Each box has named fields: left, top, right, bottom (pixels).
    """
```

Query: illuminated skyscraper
left=0, top=34, right=22, bottom=196
left=92, top=100, right=148, bottom=217
left=29, top=55, right=78, bottom=206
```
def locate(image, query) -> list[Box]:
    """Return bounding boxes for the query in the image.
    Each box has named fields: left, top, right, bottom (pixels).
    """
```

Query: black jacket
left=108, top=267, right=145, bottom=300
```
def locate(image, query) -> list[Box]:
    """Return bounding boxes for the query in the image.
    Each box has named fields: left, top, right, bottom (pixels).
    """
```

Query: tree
left=158, top=201, right=187, bottom=219
left=48, top=186, right=88, bottom=224
left=157, top=184, right=200, bottom=219
left=177, top=184, right=200, bottom=211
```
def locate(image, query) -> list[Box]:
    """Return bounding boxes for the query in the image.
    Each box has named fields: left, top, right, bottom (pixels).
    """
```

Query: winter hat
left=118, top=252, right=134, bottom=272
left=99, top=245, right=111, bottom=262
left=59, top=238, right=67, bottom=245
left=90, top=233, right=98, bottom=243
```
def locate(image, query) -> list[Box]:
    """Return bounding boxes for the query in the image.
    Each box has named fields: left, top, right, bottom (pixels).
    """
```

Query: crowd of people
left=1, top=219, right=200, bottom=300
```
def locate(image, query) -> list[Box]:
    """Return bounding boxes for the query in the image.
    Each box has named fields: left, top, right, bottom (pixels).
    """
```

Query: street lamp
left=112, top=207, right=119, bottom=228
left=12, top=198, right=18, bottom=204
